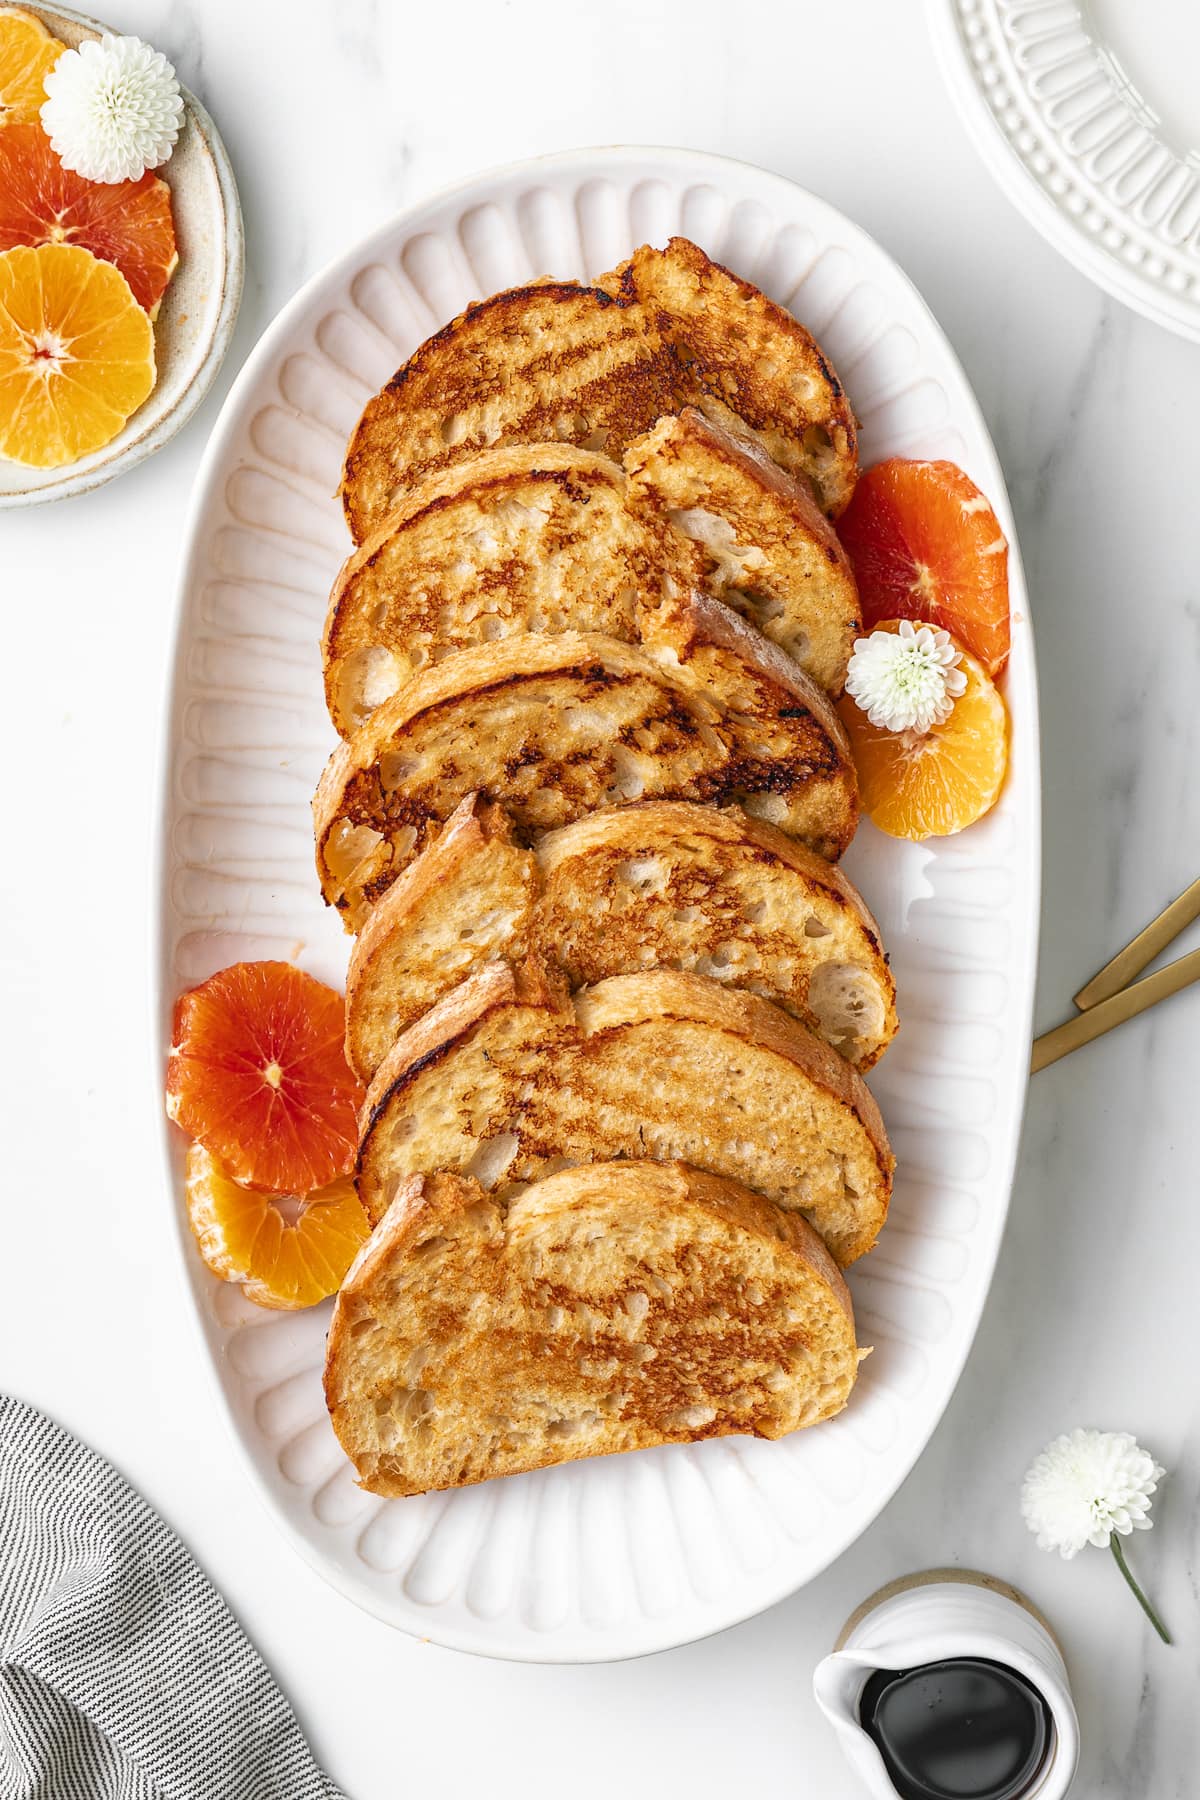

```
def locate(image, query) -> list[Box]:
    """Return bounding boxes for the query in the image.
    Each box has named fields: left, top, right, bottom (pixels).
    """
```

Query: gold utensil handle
left=1034, top=947, right=1200, bottom=1073
left=1074, top=878, right=1200, bottom=1010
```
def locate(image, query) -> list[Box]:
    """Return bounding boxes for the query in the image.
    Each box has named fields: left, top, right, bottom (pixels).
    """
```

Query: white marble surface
left=1, top=1, right=1197, bottom=1794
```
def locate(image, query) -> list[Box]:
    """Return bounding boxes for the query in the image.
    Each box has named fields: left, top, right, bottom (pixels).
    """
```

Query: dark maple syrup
left=858, top=1657, right=1053, bottom=1800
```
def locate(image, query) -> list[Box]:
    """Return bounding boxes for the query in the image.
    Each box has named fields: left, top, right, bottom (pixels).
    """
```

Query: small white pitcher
left=812, top=1569, right=1080, bottom=1799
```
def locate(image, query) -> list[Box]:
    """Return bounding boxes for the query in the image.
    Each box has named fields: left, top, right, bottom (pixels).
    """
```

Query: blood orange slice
left=837, top=459, right=1011, bottom=677
left=185, top=1144, right=369, bottom=1311
left=167, top=962, right=366, bottom=1195
left=837, top=621, right=1008, bottom=840
left=0, top=122, right=177, bottom=316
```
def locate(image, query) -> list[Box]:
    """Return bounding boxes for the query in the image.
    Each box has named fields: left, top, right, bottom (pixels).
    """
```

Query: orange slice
left=837, top=459, right=1011, bottom=677
left=0, top=122, right=177, bottom=315
left=167, top=961, right=366, bottom=1195
left=185, top=1144, right=369, bottom=1311
left=0, top=241, right=155, bottom=466
left=837, top=620, right=1008, bottom=840
left=0, top=7, right=64, bottom=126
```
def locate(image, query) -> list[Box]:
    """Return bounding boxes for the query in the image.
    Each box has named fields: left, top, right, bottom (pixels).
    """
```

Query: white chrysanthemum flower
left=1021, top=1428, right=1171, bottom=1644
left=1022, top=1428, right=1163, bottom=1557
left=844, top=619, right=967, bottom=734
left=41, top=35, right=183, bottom=184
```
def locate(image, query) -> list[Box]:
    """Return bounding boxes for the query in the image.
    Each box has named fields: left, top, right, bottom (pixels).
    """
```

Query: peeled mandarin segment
left=0, top=242, right=155, bottom=466
left=185, top=1145, right=370, bottom=1312
left=0, top=124, right=178, bottom=315
left=837, top=620, right=1008, bottom=841
left=185, top=1141, right=258, bottom=1283
left=166, top=961, right=366, bottom=1195
left=0, top=7, right=65, bottom=126
left=838, top=458, right=1011, bottom=677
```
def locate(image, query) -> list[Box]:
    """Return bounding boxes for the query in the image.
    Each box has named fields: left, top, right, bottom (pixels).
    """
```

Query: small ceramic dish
left=0, top=2, right=244, bottom=508
left=815, top=1568, right=1080, bottom=1798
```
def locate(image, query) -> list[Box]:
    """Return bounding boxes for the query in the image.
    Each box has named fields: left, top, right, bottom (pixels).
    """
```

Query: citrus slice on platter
left=185, top=1144, right=369, bottom=1311
left=167, top=962, right=366, bottom=1195
left=837, top=458, right=1011, bottom=676
left=837, top=620, right=1008, bottom=840
left=0, top=122, right=177, bottom=315
left=0, top=7, right=64, bottom=126
left=0, top=241, right=155, bottom=466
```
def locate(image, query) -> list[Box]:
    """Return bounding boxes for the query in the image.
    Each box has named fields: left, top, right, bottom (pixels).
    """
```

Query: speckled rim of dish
left=0, top=3, right=244, bottom=507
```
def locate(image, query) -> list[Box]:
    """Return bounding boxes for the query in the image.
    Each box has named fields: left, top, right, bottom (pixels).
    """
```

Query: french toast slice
left=357, top=961, right=894, bottom=1265
left=323, top=1159, right=859, bottom=1497
left=339, top=239, right=859, bottom=542
left=624, top=408, right=860, bottom=693
left=323, top=443, right=705, bottom=738
left=601, top=238, right=858, bottom=517
left=324, top=1160, right=862, bottom=1496
left=340, top=281, right=683, bottom=542
left=313, top=592, right=859, bottom=932
left=344, top=795, right=897, bottom=1081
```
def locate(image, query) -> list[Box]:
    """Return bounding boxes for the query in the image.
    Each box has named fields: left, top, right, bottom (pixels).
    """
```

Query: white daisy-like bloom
left=41, top=35, right=183, bottom=184
left=1021, top=1428, right=1164, bottom=1559
left=844, top=619, right=967, bottom=734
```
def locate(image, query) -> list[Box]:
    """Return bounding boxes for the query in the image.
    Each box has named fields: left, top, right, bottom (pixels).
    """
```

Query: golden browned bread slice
left=323, top=443, right=705, bottom=738
left=624, top=408, right=860, bottom=693
left=345, top=795, right=897, bottom=1081
left=339, top=240, right=858, bottom=543
left=313, top=591, right=859, bottom=932
left=601, top=239, right=858, bottom=517
left=324, top=1160, right=862, bottom=1495
left=356, top=962, right=894, bottom=1265
left=340, top=281, right=682, bottom=542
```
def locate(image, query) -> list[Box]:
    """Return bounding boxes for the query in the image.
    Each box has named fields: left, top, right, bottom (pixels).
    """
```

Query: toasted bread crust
left=357, top=963, right=894, bottom=1264
left=601, top=239, right=858, bottom=516
left=340, top=282, right=683, bottom=541
left=313, top=594, right=859, bottom=931
left=360, top=955, right=557, bottom=1111
left=324, top=1160, right=861, bottom=1495
left=624, top=408, right=860, bottom=692
left=343, top=793, right=537, bottom=1077
left=343, top=796, right=897, bottom=1080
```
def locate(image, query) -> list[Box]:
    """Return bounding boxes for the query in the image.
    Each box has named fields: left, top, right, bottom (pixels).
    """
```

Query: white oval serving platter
left=929, top=0, right=1200, bottom=343
left=0, top=2, right=243, bottom=508
left=158, top=145, right=1040, bottom=1663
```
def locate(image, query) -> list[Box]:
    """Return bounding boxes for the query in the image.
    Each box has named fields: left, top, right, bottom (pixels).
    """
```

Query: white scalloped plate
left=157, top=146, right=1040, bottom=1662
left=929, top=0, right=1200, bottom=341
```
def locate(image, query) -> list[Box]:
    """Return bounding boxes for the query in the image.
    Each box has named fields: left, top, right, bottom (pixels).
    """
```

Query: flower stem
left=1110, top=1535, right=1171, bottom=1644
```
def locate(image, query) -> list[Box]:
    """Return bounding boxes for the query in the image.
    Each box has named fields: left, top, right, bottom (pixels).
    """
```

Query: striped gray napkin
left=0, top=1394, right=344, bottom=1800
